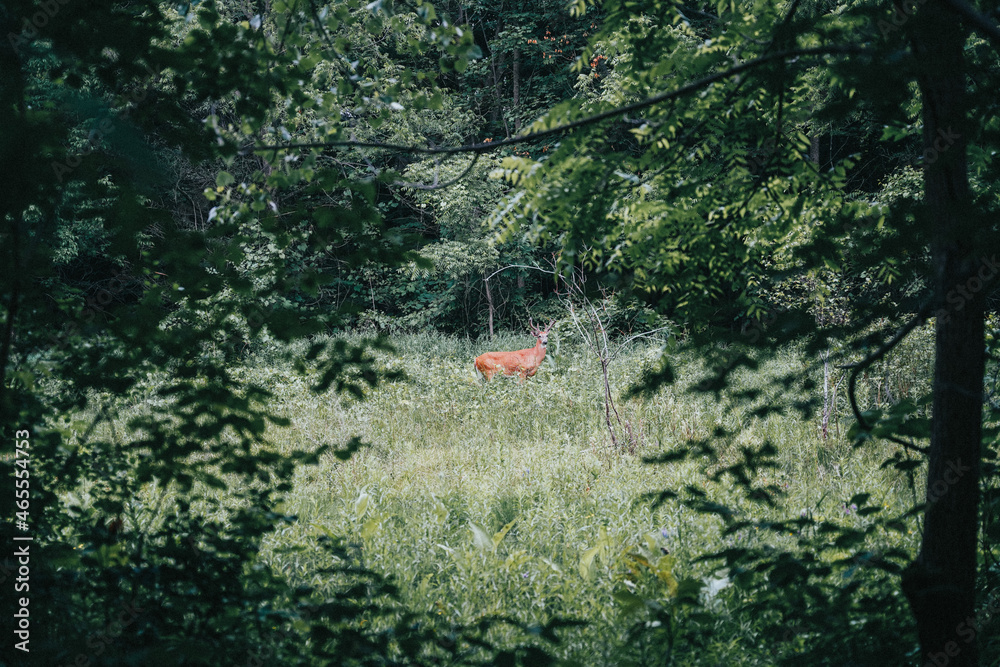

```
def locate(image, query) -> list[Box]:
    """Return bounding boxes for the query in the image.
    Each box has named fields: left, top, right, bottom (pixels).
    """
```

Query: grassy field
left=212, top=327, right=933, bottom=665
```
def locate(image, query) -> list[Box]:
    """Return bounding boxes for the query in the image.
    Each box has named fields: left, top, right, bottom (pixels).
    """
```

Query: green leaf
left=354, top=491, right=370, bottom=519
left=361, top=517, right=382, bottom=539
left=470, top=522, right=493, bottom=551
left=612, top=590, right=646, bottom=615
left=492, top=518, right=517, bottom=550
left=579, top=545, right=601, bottom=580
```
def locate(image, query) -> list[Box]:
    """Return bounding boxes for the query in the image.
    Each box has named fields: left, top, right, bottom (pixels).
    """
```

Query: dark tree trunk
left=902, top=3, right=983, bottom=666
left=513, top=49, right=521, bottom=132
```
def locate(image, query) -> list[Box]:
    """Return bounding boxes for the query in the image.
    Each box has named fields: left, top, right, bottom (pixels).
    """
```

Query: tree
left=2, top=1, right=539, bottom=663
left=8, top=0, right=1000, bottom=661
left=901, top=1, right=986, bottom=663
left=485, top=0, right=1000, bottom=662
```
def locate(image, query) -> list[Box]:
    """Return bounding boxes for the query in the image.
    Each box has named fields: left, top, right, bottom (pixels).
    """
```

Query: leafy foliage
left=0, top=1, right=550, bottom=664
left=6, top=0, right=1000, bottom=663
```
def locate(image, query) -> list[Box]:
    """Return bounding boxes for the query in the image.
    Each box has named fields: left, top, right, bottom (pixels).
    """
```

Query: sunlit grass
left=228, top=330, right=928, bottom=664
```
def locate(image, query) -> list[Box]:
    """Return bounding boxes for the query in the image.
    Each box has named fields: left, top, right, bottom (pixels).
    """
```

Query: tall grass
left=226, top=329, right=929, bottom=664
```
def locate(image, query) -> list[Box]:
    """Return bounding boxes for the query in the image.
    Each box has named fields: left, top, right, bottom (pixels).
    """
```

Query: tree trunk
left=484, top=275, right=495, bottom=338
left=513, top=49, right=521, bottom=132
left=902, top=4, right=983, bottom=666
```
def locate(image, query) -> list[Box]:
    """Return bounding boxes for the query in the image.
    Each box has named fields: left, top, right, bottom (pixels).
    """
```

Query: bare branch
left=838, top=303, right=931, bottom=372
left=484, top=264, right=555, bottom=283
left=609, top=326, right=673, bottom=362
left=838, top=303, right=933, bottom=455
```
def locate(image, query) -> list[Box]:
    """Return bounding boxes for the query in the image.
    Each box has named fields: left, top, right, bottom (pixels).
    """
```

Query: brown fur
left=474, top=320, right=554, bottom=381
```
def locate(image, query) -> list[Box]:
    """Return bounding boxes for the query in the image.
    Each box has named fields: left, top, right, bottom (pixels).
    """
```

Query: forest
left=3, top=0, right=1000, bottom=664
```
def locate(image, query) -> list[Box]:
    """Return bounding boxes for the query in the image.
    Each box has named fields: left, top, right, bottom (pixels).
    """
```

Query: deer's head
left=529, top=319, right=555, bottom=348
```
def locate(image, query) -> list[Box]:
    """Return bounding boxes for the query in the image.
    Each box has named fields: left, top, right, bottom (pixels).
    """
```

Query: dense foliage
left=3, top=0, right=1000, bottom=664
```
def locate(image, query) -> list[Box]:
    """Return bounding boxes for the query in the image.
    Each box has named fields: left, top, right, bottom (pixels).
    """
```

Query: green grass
left=221, top=330, right=929, bottom=665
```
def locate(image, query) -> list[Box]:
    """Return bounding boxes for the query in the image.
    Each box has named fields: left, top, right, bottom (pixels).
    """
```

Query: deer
left=474, top=319, right=555, bottom=381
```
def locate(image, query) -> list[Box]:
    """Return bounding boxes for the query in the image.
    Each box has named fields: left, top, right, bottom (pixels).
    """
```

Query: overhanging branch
left=247, top=45, right=870, bottom=158
left=940, top=0, right=1000, bottom=49
left=839, top=303, right=933, bottom=455
left=391, top=153, right=480, bottom=191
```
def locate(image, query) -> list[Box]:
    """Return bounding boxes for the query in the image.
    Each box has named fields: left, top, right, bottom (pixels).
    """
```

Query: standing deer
left=474, top=319, right=555, bottom=381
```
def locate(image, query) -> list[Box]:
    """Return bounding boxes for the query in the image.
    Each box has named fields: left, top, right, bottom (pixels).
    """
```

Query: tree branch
left=940, top=0, right=1000, bottom=49
left=391, top=153, right=480, bottom=191
left=839, top=303, right=933, bottom=455
left=246, top=45, right=869, bottom=157
left=610, top=326, right=673, bottom=362
left=484, top=263, right=555, bottom=283
left=839, top=303, right=932, bottom=373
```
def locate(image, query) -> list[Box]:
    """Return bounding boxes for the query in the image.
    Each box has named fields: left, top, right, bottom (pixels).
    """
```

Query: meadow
left=212, top=325, right=935, bottom=665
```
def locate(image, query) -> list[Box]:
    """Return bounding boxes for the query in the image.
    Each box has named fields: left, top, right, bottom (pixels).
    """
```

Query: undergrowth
left=230, top=329, right=929, bottom=665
